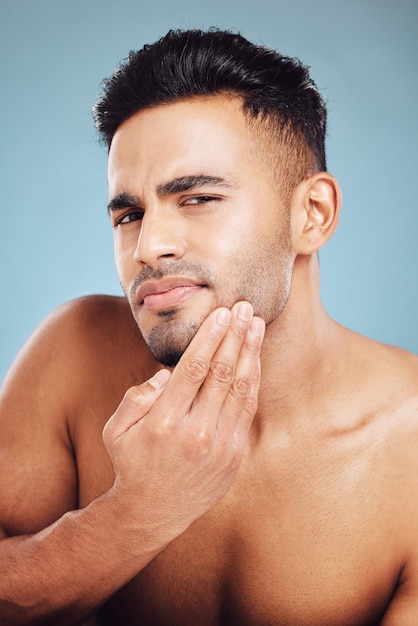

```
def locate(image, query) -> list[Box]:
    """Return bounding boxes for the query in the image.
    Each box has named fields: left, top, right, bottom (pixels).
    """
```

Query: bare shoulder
left=367, top=338, right=418, bottom=473
left=343, top=327, right=418, bottom=412
left=329, top=331, right=418, bottom=623
left=376, top=339, right=418, bottom=386
left=367, top=344, right=418, bottom=624
left=332, top=327, right=418, bottom=532
left=0, top=295, right=155, bottom=536
left=50, top=293, right=147, bottom=357
left=372, top=339, right=418, bottom=410
left=351, top=333, right=418, bottom=456
left=25, top=293, right=143, bottom=355
left=2, top=294, right=153, bottom=392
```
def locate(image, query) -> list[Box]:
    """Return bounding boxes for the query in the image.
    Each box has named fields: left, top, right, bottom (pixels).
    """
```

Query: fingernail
left=149, top=369, right=171, bottom=389
left=236, top=301, right=253, bottom=322
left=216, top=308, right=231, bottom=326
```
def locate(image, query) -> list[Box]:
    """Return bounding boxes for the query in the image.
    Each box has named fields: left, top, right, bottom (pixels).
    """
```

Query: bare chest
left=81, top=435, right=399, bottom=626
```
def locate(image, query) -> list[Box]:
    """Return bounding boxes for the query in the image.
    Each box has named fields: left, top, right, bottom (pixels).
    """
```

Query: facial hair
left=148, top=317, right=199, bottom=366
left=125, top=261, right=215, bottom=367
left=125, top=220, right=294, bottom=367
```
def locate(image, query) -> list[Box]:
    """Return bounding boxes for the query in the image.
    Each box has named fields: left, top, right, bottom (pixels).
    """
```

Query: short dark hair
left=93, top=28, right=327, bottom=182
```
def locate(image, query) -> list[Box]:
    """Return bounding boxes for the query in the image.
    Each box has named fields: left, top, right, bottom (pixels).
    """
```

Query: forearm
left=0, top=491, right=166, bottom=626
left=0, top=302, right=263, bottom=625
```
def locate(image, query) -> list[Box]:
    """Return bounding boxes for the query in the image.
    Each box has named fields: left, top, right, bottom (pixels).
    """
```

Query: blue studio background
left=1, top=0, right=417, bottom=381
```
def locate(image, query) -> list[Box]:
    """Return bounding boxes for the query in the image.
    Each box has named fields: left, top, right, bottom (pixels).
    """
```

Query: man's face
left=107, top=95, right=296, bottom=366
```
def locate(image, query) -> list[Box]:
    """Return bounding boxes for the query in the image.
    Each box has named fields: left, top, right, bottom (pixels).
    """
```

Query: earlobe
left=291, top=172, right=341, bottom=255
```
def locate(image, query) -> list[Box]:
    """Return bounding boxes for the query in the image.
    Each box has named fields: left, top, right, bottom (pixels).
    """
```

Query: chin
left=146, top=318, right=200, bottom=367
left=153, top=350, right=184, bottom=368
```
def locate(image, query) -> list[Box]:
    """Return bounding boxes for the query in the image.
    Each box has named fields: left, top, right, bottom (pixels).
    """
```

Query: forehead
left=107, top=95, right=264, bottom=192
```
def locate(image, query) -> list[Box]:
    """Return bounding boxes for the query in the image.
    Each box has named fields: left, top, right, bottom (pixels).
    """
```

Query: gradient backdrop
left=1, top=0, right=417, bottom=381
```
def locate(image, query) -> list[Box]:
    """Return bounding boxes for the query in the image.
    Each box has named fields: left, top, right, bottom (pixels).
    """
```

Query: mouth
left=137, top=278, right=206, bottom=311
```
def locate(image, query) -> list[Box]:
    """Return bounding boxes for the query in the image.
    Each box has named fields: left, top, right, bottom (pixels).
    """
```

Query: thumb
left=103, top=369, right=171, bottom=445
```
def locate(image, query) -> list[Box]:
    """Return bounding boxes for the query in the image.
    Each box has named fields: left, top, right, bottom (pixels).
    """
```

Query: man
left=0, top=28, right=417, bottom=625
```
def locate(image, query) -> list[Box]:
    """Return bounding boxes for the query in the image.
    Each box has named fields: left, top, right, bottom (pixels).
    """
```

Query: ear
left=290, top=172, right=341, bottom=255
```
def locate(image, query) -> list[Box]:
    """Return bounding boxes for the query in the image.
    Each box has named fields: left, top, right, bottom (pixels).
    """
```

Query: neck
left=255, top=254, right=343, bottom=434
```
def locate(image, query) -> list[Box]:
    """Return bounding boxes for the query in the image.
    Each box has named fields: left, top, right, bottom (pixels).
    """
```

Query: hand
left=103, top=301, right=265, bottom=548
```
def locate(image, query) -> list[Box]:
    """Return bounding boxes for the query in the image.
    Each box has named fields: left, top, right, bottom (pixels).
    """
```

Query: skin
left=107, top=96, right=295, bottom=365
left=0, top=94, right=418, bottom=626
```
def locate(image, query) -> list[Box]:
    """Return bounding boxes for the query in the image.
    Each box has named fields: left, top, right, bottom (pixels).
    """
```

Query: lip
left=136, top=277, right=205, bottom=310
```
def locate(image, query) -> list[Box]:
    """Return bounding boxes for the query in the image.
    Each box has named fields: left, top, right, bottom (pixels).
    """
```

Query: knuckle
left=191, top=428, right=212, bottom=457
left=149, top=415, right=176, bottom=440
left=230, top=376, right=251, bottom=399
left=124, top=385, right=148, bottom=406
left=181, top=357, right=209, bottom=385
left=210, top=360, right=234, bottom=385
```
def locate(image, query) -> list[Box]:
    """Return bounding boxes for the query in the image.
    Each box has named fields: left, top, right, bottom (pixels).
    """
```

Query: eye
left=182, top=195, right=219, bottom=206
left=115, top=210, right=144, bottom=226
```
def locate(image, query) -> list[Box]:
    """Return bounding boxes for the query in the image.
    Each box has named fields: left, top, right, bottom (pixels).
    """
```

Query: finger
left=103, top=369, right=171, bottom=445
left=217, top=318, right=264, bottom=437
left=196, top=311, right=264, bottom=433
left=149, top=306, right=232, bottom=420
left=189, top=302, right=257, bottom=423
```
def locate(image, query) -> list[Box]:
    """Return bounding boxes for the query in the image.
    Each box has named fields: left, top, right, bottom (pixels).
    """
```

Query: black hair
left=93, top=28, right=327, bottom=175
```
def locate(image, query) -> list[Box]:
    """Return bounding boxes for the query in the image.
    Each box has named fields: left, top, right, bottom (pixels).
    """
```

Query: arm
left=381, top=385, right=418, bottom=626
left=0, top=300, right=264, bottom=624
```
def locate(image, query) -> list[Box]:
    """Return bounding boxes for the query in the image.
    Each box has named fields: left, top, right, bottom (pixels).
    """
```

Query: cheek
left=213, top=233, right=243, bottom=259
left=209, top=212, right=250, bottom=255
left=113, top=234, right=137, bottom=286
left=216, top=221, right=294, bottom=316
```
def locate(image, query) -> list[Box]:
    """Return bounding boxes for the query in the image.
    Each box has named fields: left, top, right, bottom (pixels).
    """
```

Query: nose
left=133, top=209, right=186, bottom=267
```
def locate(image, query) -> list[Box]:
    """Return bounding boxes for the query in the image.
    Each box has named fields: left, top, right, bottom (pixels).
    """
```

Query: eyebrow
left=156, top=174, right=234, bottom=197
left=107, top=174, right=234, bottom=214
left=107, top=192, right=139, bottom=214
